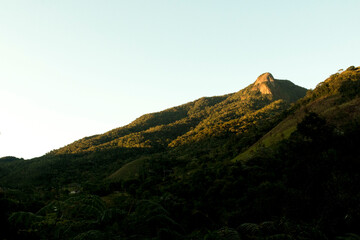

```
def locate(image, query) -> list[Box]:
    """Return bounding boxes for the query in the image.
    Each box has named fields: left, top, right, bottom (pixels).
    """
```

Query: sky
left=0, top=0, right=359, bottom=159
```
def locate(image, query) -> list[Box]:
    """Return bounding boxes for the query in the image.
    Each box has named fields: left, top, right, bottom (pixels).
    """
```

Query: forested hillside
left=52, top=72, right=306, bottom=154
left=0, top=73, right=306, bottom=188
left=1, top=67, right=360, bottom=239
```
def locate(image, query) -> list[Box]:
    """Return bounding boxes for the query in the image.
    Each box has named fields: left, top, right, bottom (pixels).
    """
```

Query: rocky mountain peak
left=251, top=72, right=307, bottom=102
left=253, top=72, right=276, bottom=94
left=255, top=72, right=275, bottom=86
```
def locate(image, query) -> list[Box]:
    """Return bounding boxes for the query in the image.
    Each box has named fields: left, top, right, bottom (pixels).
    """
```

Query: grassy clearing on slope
left=233, top=124, right=296, bottom=162
left=107, top=157, right=146, bottom=182
left=232, top=109, right=304, bottom=162
left=233, top=95, right=360, bottom=162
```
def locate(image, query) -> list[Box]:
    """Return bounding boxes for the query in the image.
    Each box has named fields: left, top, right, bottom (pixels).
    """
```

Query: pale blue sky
left=0, top=1, right=359, bottom=158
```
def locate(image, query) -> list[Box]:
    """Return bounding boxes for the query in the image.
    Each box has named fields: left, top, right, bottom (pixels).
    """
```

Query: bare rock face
left=253, top=72, right=275, bottom=94
left=255, top=72, right=275, bottom=85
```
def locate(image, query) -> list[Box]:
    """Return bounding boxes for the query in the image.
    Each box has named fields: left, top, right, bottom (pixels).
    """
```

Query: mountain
left=52, top=73, right=306, bottom=155
left=3, top=68, right=360, bottom=239
left=0, top=72, right=307, bottom=189
left=0, top=72, right=307, bottom=187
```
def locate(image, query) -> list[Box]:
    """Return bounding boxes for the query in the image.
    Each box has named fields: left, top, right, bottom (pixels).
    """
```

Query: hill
left=5, top=67, right=360, bottom=239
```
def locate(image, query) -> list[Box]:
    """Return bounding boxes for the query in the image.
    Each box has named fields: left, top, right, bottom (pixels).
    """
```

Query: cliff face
left=254, top=72, right=275, bottom=94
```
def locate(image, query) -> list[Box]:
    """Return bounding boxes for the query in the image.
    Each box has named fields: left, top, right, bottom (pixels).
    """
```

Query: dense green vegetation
left=51, top=74, right=306, bottom=154
left=1, top=68, right=360, bottom=239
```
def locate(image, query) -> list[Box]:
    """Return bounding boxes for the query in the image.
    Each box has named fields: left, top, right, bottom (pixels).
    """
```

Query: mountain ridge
left=51, top=73, right=307, bottom=154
